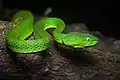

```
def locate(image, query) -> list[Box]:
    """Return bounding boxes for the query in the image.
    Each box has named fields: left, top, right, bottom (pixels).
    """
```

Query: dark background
left=1, top=0, right=120, bottom=39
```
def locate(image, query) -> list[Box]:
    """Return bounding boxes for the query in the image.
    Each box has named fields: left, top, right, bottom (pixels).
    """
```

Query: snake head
left=62, top=32, right=99, bottom=48
left=81, top=34, right=99, bottom=47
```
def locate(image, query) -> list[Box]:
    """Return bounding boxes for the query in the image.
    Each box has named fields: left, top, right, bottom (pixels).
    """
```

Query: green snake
left=6, top=10, right=99, bottom=53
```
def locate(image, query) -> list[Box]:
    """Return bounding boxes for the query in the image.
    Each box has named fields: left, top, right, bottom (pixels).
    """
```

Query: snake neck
left=53, top=28, right=66, bottom=44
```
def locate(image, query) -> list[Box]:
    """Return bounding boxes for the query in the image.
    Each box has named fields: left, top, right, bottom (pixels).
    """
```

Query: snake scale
left=6, top=10, right=99, bottom=53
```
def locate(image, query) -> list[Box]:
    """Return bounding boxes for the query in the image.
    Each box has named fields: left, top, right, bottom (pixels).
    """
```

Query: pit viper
left=6, top=10, right=99, bottom=53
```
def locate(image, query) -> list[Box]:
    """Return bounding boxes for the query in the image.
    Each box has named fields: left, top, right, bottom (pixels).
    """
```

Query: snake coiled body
left=6, top=10, right=99, bottom=53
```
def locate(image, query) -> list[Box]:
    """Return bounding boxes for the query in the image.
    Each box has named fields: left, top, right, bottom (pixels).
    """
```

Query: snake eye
left=86, top=37, right=90, bottom=41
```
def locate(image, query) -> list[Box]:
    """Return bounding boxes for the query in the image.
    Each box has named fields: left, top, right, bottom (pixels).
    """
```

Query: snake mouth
left=93, top=40, right=99, bottom=44
left=63, top=40, right=99, bottom=49
left=89, top=40, right=99, bottom=47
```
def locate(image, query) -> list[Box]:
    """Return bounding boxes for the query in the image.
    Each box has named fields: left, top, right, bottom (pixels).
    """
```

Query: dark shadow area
left=1, top=0, right=120, bottom=39
left=88, top=74, right=105, bottom=80
left=54, top=41, right=99, bottom=66
left=0, top=71, right=31, bottom=80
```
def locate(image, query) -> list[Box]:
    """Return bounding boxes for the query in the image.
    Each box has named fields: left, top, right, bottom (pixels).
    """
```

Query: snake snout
left=93, top=40, right=99, bottom=44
